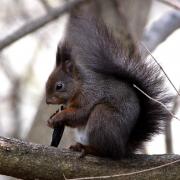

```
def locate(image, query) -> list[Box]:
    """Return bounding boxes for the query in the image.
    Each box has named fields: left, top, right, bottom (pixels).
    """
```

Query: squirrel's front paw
left=47, top=112, right=65, bottom=128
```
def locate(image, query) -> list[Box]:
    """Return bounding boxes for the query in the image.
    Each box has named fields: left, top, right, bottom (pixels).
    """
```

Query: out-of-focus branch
left=0, top=42, right=41, bottom=138
left=142, top=10, right=180, bottom=55
left=0, top=56, right=21, bottom=137
left=39, top=0, right=52, bottom=12
left=142, top=10, right=180, bottom=153
left=157, top=0, right=180, bottom=10
left=0, top=0, right=87, bottom=51
left=16, top=0, right=31, bottom=20
left=0, top=56, right=17, bottom=82
left=165, top=119, right=173, bottom=154
left=172, top=91, right=180, bottom=116
left=10, top=79, right=21, bottom=138
left=165, top=88, right=180, bottom=153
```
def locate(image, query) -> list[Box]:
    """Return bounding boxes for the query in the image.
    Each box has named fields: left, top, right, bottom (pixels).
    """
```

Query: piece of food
left=50, top=105, right=65, bottom=147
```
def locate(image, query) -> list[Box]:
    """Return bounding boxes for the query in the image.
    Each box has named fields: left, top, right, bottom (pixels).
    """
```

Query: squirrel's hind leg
left=86, top=104, right=128, bottom=159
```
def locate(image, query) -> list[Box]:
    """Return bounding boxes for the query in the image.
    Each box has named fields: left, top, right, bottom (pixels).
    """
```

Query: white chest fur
left=74, top=126, right=89, bottom=145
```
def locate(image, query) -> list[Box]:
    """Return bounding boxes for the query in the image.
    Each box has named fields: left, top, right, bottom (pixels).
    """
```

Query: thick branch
left=142, top=10, right=180, bottom=54
left=0, top=0, right=86, bottom=51
left=0, top=136, right=180, bottom=180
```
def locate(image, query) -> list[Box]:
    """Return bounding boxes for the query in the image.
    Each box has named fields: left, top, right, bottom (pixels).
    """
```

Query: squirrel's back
left=66, top=16, right=172, bottom=152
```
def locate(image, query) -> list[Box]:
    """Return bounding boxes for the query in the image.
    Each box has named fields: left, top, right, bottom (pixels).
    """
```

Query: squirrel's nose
left=46, top=97, right=58, bottom=104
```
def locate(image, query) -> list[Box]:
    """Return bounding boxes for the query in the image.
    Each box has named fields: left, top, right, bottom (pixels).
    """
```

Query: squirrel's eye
left=55, top=82, right=65, bottom=91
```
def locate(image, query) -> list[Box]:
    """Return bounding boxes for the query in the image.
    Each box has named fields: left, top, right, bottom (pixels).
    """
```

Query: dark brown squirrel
left=46, top=16, right=172, bottom=159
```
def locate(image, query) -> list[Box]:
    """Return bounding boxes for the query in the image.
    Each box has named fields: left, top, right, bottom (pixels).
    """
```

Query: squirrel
left=46, top=16, right=172, bottom=159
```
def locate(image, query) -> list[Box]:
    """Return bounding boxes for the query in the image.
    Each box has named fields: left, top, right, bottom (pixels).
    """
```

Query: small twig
left=65, top=159, right=180, bottom=180
left=141, top=42, right=180, bottom=97
left=157, top=0, right=180, bottom=10
left=0, top=0, right=87, bottom=51
left=133, top=84, right=180, bottom=121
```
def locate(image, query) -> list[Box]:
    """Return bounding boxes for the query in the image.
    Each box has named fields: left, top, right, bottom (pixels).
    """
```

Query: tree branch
left=142, top=10, right=180, bottom=54
left=0, top=0, right=87, bottom=51
left=0, top=136, right=180, bottom=179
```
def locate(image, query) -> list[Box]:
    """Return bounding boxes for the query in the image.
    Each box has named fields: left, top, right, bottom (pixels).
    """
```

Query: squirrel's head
left=46, top=42, right=79, bottom=105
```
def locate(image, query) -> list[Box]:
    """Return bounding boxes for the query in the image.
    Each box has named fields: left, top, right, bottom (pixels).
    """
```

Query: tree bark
left=0, top=136, right=180, bottom=180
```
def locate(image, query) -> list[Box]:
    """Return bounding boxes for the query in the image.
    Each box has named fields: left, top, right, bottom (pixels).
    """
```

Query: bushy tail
left=67, top=16, right=172, bottom=151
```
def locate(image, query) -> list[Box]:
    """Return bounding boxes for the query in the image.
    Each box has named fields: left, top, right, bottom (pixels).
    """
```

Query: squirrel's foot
left=69, top=143, right=86, bottom=158
left=69, top=143, right=83, bottom=152
left=69, top=143, right=99, bottom=158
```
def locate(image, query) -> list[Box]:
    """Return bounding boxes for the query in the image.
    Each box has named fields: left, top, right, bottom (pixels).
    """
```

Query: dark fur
left=46, top=17, right=172, bottom=158
left=66, top=17, right=172, bottom=152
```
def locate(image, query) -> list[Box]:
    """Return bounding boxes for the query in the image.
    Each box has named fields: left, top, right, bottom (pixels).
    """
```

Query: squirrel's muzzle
left=46, top=96, right=67, bottom=105
left=46, top=96, right=59, bottom=104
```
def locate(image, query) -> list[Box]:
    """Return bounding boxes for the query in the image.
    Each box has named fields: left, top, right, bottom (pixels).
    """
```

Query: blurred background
left=0, top=0, right=180, bottom=179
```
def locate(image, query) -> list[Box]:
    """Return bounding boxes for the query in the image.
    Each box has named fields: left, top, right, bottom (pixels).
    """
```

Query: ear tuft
left=56, top=42, right=71, bottom=67
left=56, top=45, right=61, bottom=66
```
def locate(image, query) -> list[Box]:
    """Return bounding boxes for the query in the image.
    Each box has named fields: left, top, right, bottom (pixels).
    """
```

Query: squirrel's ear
left=56, top=42, right=71, bottom=67
left=65, top=60, right=73, bottom=74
